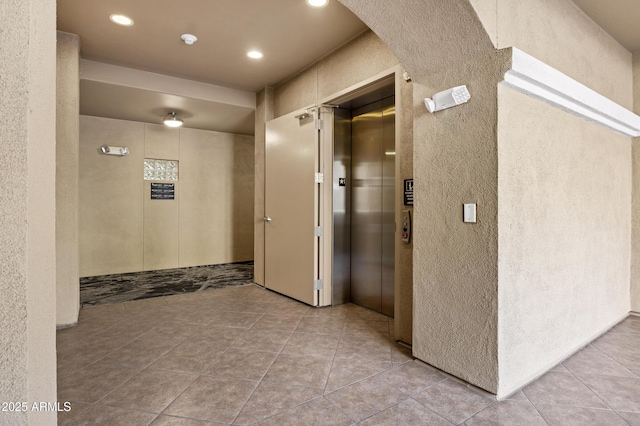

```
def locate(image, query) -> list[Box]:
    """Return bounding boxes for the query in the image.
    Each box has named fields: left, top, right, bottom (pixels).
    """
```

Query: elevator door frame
left=319, top=68, right=401, bottom=315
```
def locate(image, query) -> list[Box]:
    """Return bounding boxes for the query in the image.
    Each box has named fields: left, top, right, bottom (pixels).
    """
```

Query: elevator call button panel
left=401, top=210, right=411, bottom=244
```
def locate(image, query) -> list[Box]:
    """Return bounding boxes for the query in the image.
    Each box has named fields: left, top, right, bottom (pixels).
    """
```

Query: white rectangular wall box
left=464, top=204, right=477, bottom=223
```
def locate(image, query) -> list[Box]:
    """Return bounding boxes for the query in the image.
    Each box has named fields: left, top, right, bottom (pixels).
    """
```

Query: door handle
left=263, top=216, right=272, bottom=222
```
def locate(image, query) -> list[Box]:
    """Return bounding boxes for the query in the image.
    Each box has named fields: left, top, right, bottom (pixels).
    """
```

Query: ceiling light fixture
left=109, top=14, right=134, bottom=26
left=163, top=112, right=183, bottom=128
left=307, top=0, right=329, bottom=7
left=181, top=34, right=198, bottom=45
left=247, top=50, right=263, bottom=59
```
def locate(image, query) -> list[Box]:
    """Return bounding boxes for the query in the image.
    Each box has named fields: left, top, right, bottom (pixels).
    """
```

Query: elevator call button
left=401, top=210, right=411, bottom=244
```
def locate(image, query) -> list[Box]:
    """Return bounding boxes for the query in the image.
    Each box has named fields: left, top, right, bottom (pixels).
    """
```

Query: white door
left=264, top=109, right=319, bottom=306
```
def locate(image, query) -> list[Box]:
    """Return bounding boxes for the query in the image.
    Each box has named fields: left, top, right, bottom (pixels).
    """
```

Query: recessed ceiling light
left=109, top=14, right=134, bottom=26
left=306, top=0, right=329, bottom=7
left=247, top=50, right=264, bottom=59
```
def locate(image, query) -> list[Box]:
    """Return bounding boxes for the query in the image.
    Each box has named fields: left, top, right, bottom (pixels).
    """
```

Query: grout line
left=355, top=397, right=448, bottom=425
left=229, top=318, right=298, bottom=424
left=519, top=388, right=551, bottom=426
left=157, top=373, right=219, bottom=420
left=323, top=351, right=448, bottom=423
left=588, top=343, right=640, bottom=378
left=58, top=400, right=94, bottom=425
left=505, top=371, right=551, bottom=426
left=321, top=312, right=347, bottom=395
left=64, top=288, right=640, bottom=426
left=84, top=400, right=172, bottom=419
left=157, top=324, right=260, bottom=420
left=322, top=395, right=358, bottom=425
left=568, top=364, right=626, bottom=417
left=456, top=398, right=497, bottom=425
left=227, top=307, right=348, bottom=423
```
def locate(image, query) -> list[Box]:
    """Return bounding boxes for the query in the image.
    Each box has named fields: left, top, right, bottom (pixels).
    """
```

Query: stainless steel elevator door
left=332, top=107, right=352, bottom=306
left=351, top=97, right=395, bottom=316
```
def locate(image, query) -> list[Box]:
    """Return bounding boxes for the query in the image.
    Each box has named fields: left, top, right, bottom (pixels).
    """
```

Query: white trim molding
left=502, top=48, right=640, bottom=138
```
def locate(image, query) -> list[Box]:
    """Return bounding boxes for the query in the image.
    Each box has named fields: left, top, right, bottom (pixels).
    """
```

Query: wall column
left=56, top=31, right=80, bottom=327
left=0, top=0, right=57, bottom=423
left=338, top=0, right=501, bottom=394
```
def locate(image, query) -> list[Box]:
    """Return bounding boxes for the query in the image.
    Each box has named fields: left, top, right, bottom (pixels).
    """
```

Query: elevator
left=332, top=83, right=395, bottom=316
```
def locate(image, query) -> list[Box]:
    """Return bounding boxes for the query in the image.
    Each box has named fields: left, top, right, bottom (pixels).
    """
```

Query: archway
left=338, top=0, right=503, bottom=395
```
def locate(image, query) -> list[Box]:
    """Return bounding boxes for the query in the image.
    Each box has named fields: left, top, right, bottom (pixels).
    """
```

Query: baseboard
left=56, top=322, right=78, bottom=330
left=496, top=311, right=630, bottom=400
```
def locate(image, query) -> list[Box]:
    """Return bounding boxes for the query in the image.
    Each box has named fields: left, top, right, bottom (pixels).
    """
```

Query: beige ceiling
left=80, top=80, right=256, bottom=135
left=57, top=1, right=638, bottom=135
left=572, top=0, right=640, bottom=52
left=57, top=0, right=367, bottom=134
left=57, top=0, right=368, bottom=91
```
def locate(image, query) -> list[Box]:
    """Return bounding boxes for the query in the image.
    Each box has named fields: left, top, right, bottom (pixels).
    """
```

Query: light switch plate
left=464, top=204, right=477, bottom=223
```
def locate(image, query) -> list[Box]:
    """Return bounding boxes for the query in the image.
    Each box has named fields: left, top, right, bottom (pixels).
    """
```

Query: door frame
left=318, top=65, right=405, bottom=316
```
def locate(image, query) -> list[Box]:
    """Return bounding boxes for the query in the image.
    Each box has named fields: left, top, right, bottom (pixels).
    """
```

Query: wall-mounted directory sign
left=151, top=183, right=175, bottom=200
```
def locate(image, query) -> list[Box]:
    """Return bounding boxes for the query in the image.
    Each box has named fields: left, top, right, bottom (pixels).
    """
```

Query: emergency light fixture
left=424, top=85, right=471, bottom=113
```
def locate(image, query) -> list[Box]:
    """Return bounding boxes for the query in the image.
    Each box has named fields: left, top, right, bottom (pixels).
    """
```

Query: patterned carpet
left=79, top=261, right=254, bottom=306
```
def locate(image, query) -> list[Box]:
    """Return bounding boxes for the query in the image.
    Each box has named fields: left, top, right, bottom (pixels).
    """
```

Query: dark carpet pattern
left=80, top=261, right=254, bottom=306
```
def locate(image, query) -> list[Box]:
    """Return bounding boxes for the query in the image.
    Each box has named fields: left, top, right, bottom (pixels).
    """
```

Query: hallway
left=57, top=285, right=640, bottom=425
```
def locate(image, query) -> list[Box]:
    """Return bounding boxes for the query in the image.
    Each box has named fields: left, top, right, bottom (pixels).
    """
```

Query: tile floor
left=57, top=284, right=640, bottom=425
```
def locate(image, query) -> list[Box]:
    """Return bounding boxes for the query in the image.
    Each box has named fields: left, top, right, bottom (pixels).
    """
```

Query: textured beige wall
left=339, top=0, right=494, bottom=84
left=498, top=86, right=632, bottom=395
left=143, top=125, right=180, bottom=271
left=254, top=88, right=274, bottom=286
left=179, top=128, right=254, bottom=267
left=79, top=116, right=254, bottom=276
left=411, top=52, right=508, bottom=394
left=475, top=0, right=633, bottom=108
left=0, top=5, right=30, bottom=409
left=317, top=31, right=400, bottom=101
left=633, top=53, right=640, bottom=314
left=79, top=117, right=145, bottom=276
left=144, top=178, right=180, bottom=270
left=274, top=31, right=398, bottom=117
left=488, top=0, right=635, bottom=393
left=469, top=0, right=497, bottom=46
left=274, top=66, right=317, bottom=119
left=56, top=31, right=80, bottom=327
left=0, top=0, right=57, bottom=423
